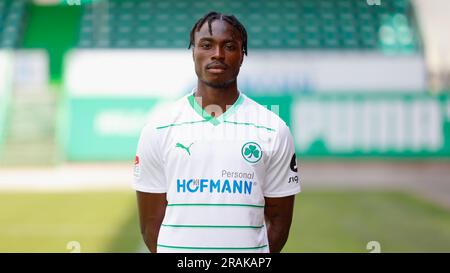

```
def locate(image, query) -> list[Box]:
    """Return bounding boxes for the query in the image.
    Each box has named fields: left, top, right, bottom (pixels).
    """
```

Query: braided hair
left=188, top=11, right=248, bottom=55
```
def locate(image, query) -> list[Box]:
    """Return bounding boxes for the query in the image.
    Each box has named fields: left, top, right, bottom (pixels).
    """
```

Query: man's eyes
left=199, top=43, right=237, bottom=50
left=225, top=44, right=236, bottom=50
left=200, top=43, right=211, bottom=49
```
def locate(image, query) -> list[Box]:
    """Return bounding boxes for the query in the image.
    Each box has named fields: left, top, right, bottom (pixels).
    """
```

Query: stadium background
left=1, top=0, right=450, bottom=252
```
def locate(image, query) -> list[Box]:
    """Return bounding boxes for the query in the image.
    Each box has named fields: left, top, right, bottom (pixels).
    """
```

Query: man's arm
left=264, top=195, right=295, bottom=253
left=136, top=191, right=167, bottom=253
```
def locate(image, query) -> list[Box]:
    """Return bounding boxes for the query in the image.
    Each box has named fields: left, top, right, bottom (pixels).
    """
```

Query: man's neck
left=194, top=81, right=240, bottom=118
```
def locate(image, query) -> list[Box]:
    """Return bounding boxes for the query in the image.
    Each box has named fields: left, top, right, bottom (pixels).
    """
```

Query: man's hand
left=136, top=191, right=167, bottom=253
left=264, top=195, right=296, bottom=253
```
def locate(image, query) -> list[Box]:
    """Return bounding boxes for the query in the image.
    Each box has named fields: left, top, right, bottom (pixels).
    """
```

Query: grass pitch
left=1, top=190, right=450, bottom=252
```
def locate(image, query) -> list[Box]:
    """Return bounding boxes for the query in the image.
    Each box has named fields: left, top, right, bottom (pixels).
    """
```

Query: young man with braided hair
left=134, top=11, right=301, bottom=253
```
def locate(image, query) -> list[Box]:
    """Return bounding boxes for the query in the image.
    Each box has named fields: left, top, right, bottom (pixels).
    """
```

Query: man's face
left=192, top=19, right=244, bottom=89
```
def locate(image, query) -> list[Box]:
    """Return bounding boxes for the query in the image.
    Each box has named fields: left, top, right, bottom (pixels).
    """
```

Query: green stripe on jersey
left=167, top=203, right=264, bottom=208
left=156, top=119, right=276, bottom=131
left=223, top=120, right=276, bottom=131
left=161, top=224, right=265, bottom=229
left=156, top=119, right=209, bottom=129
left=157, top=244, right=268, bottom=250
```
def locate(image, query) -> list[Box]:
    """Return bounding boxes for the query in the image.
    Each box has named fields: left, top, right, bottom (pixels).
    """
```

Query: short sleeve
left=263, top=122, right=301, bottom=197
left=133, top=124, right=167, bottom=193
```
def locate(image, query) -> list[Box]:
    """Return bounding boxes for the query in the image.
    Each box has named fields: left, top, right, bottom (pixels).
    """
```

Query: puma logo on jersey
left=176, top=142, right=194, bottom=156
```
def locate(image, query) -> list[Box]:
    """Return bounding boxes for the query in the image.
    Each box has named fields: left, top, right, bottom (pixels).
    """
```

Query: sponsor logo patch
left=133, top=155, right=140, bottom=178
left=241, top=142, right=262, bottom=163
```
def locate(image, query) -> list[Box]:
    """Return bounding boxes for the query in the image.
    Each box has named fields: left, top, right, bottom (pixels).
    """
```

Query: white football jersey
left=133, top=91, right=301, bottom=253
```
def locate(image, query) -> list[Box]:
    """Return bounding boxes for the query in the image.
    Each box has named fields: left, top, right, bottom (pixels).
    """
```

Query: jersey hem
left=263, top=188, right=301, bottom=198
left=133, top=183, right=167, bottom=193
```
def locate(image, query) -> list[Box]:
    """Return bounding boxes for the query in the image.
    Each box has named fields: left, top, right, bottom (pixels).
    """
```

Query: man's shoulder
left=143, top=93, right=191, bottom=130
left=239, top=93, right=289, bottom=132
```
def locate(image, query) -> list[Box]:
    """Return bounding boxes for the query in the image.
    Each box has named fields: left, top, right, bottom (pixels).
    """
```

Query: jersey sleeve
left=133, top=123, right=167, bottom=193
left=263, top=121, right=301, bottom=197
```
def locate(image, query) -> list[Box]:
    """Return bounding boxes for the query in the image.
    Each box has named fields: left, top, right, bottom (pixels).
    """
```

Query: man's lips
left=206, top=63, right=227, bottom=74
left=207, top=68, right=226, bottom=73
left=206, top=62, right=228, bottom=70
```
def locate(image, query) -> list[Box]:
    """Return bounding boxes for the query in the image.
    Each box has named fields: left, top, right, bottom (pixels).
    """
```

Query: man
left=134, top=11, right=300, bottom=253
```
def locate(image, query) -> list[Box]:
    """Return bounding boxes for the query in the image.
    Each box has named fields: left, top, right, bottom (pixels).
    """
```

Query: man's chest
left=159, top=124, right=276, bottom=177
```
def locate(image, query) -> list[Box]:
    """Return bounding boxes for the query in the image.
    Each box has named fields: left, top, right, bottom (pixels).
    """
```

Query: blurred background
left=1, top=0, right=450, bottom=253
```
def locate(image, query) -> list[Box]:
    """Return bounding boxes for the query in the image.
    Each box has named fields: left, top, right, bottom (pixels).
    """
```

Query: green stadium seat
left=74, top=0, right=419, bottom=52
left=0, top=3, right=25, bottom=48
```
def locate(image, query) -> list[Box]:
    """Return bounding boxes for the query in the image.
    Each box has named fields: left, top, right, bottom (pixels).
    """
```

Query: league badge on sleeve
left=134, top=155, right=140, bottom=178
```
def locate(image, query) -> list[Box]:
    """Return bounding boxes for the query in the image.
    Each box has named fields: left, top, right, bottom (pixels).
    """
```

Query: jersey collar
left=187, top=91, right=244, bottom=126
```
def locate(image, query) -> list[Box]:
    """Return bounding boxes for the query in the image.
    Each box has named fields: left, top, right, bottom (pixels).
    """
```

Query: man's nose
left=211, top=45, right=225, bottom=60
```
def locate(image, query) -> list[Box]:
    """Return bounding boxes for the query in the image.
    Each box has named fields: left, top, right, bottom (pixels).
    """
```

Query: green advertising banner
left=61, top=93, right=450, bottom=161
left=291, top=93, right=450, bottom=158
left=61, top=94, right=293, bottom=161
left=0, top=53, right=13, bottom=152
left=62, top=97, right=161, bottom=161
left=0, top=91, right=10, bottom=152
